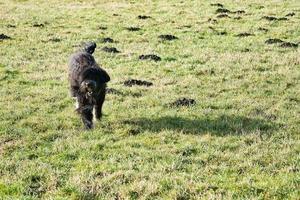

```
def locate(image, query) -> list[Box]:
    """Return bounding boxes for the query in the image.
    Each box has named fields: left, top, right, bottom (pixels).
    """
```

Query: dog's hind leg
left=95, top=91, right=106, bottom=120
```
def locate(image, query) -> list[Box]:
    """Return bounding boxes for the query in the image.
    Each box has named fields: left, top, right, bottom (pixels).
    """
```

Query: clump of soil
left=265, top=38, right=284, bottom=44
left=256, top=5, right=265, bottom=9
left=234, top=16, right=242, bottom=20
left=241, top=48, right=250, bottom=52
left=278, top=17, right=288, bottom=20
left=216, top=8, right=231, bottom=13
left=28, top=154, right=38, bottom=160
left=262, top=16, right=277, bottom=21
left=170, top=98, right=196, bottom=107
left=215, top=7, right=245, bottom=15
left=139, top=54, right=161, bottom=61
left=262, top=16, right=288, bottom=21
left=158, top=34, right=178, bottom=41
left=101, top=37, right=114, bottom=43
left=258, top=27, right=268, bottom=32
left=7, top=24, right=16, bottom=28
left=216, top=31, right=227, bottom=35
left=0, top=34, right=11, bottom=40
left=123, top=79, right=153, bottom=87
left=102, top=47, right=120, bottom=53
left=235, top=32, right=254, bottom=37
left=126, top=27, right=141, bottom=31
left=231, top=10, right=245, bottom=14
left=280, top=42, right=298, bottom=48
left=264, top=38, right=298, bottom=48
left=106, top=88, right=122, bottom=95
left=32, top=23, right=44, bottom=27
left=216, top=14, right=230, bottom=18
left=49, top=38, right=61, bottom=42
left=138, top=15, right=151, bottom=19
left=210, top=3, right=223, bottom=7
left=285, top=12, right=295, bottom=17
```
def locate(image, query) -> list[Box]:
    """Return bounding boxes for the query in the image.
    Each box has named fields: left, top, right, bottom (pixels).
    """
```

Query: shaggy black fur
left=68, top=42, right=110, bottom=129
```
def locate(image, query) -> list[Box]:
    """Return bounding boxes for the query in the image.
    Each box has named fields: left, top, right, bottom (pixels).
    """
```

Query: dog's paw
left=84, top=121, right=93, bottom=130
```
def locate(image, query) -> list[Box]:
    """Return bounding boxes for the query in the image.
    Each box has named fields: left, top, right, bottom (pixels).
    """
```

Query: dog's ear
left=80, top=68, right=110, bottom=84
left=100, top=69, right=110, bottom=83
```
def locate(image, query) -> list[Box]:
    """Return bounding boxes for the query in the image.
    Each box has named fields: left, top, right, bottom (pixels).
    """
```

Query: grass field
left=0, top=0, right=299, bottom=199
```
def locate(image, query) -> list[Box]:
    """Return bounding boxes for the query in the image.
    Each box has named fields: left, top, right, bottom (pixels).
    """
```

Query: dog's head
left=79, top=68, right=110, bottom=97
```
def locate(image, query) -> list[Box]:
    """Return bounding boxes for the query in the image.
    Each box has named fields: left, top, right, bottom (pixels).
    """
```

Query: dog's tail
left=83, top=42, right=97, bottom=54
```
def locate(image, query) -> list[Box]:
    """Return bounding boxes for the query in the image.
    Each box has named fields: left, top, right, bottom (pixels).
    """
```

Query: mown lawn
left=0, top=0, right=299, bottom=199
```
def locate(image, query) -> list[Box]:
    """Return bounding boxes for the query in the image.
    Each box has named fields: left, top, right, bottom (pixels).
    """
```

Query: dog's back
left=69, top=52, right=96, bottom=80
left=68, top=42, right=98, bottom=94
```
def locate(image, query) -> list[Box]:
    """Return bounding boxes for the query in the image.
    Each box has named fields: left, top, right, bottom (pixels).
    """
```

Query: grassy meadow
left=0, top=0, right=299, bottom=199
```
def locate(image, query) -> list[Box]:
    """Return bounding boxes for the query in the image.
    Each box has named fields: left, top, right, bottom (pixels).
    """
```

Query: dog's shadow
left=123, top=115, right=278, bottom=136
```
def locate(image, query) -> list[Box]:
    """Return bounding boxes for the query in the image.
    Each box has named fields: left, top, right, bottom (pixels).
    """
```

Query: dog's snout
left=83, top=81, right=96, bottom=90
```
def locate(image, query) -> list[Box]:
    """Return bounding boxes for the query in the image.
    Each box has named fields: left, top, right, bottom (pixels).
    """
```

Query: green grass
left=0, top=0, right=299, bottom=199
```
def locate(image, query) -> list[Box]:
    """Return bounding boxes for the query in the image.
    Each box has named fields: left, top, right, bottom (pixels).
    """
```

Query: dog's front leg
left=74, top=97, right=79, bottom=110
left=81, top=107, right=93, bottom=129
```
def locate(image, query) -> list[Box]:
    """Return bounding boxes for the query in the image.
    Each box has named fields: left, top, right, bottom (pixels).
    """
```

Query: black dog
left=68, top=42, right=110, bottom=129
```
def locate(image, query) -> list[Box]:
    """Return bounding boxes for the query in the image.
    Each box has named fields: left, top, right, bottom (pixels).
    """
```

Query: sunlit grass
left=0, top=0, right=299, bottom=199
